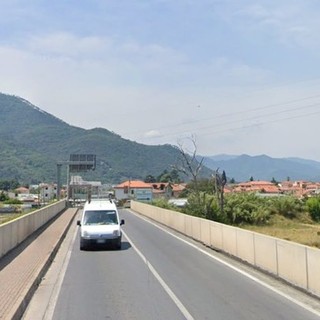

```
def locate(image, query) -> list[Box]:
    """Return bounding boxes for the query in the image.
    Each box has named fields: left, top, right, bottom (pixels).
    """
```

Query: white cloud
left=26, top=33, right=111, bottom=58
left=144, top=130, right=162, bottom=138
left=1, top=1, right=320, bottom=161
left=232, top=1, right=320, bottom=47
left=2, top=31, right=273, bottom=93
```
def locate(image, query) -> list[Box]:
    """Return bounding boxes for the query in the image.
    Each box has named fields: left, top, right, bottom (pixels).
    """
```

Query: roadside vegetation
left=0, top=192, right=28, bottom=224
left=152, top=178, right=320, bottom=248
left=150, top=138, right=320, bottom=248
left=0, top=182, right=41, bottom=225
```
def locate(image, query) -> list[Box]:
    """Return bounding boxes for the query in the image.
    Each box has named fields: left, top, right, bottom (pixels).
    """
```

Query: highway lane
left=24, top=208, right=320, bottom=320
left=118, top=210, right=320, bottom=320
left=50, top=215, right=185, bottom=319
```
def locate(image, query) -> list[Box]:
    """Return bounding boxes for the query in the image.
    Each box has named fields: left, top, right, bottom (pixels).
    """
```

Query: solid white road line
left=122, top=230, right=195, bottom=320
left=128, top=211, right=320, bottom=318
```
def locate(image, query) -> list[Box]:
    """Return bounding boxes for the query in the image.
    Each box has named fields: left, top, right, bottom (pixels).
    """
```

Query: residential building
left=114, top=180, right=153, bottom=201
left=233, top=181, right=280, bottom=194
left=229, top=179, right=320, bottom=198
left=171, top=183, right=187, bottom=198
left=150, top=182, right=172, bottom=199
left=39, top=183, right=57, bottom=202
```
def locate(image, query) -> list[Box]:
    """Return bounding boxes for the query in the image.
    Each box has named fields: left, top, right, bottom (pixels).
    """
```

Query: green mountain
left=4, top=92, right=318, bottom=185
left=202, top=154, right=320, bottom=182
left=0, top=93, right=211, bottom=184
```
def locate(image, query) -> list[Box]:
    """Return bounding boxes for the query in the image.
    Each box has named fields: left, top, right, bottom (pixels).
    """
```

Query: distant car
left=123, top=200, right=131, bottom=208
left=77, top=199, right=125, bottom=250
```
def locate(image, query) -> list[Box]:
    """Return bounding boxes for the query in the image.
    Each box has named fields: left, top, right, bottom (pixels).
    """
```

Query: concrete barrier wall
left=307, top=247, right=320, bottom=296
left=221, top=224, right=238, bottom=257
left=277, top=241, right=308, bottom=289
left=131, top=200, right=320, bottom=298
left=0, top=200, right=66, bottom=259
left=254, top=233, right=278, bottom=274
left=235, top=228, right=255, bottom=265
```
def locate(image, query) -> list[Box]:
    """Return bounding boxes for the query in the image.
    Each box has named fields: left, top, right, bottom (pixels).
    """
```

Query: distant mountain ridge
left=1, top=92, right=320, bottom=184
left=1, top=92, right=213, bottom=184
left=201, top=154, right=320, bottom=182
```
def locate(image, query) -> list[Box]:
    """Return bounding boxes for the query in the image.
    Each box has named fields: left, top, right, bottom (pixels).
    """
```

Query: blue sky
left=1, top=0, right=320, bottom=160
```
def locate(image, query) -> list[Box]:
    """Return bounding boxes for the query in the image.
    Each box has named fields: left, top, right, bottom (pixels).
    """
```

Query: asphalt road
left=23, top=209, right=320, bottom=320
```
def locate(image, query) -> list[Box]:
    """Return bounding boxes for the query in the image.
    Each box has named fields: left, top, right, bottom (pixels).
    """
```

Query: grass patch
left=242, top=214, right=320, bottom=248
left=0, top=213, right=26, bottom=224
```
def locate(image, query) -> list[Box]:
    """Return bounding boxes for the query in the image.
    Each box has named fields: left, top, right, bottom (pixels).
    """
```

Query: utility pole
left=57, top=163, right=62, bottom=200
left=215, top=169, right=227, bottom=214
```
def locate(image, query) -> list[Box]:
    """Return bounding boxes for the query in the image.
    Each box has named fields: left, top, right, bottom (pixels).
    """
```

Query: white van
left=77, top=199, right=125, bottom=250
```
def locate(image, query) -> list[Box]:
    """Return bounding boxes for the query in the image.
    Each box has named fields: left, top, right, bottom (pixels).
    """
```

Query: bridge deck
left=0, top=207, right=78, bottom=320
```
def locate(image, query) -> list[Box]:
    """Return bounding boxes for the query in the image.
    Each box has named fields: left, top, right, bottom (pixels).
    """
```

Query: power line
left=143, top=106, right=320, bottom=140
left=190, top=102, right=320, bottom=132
left=200, top=109, right=320, bottom=137
left=122, top=93, right=320, bottom=137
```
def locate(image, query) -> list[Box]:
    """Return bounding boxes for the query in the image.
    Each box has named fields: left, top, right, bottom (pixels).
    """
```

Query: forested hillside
left=0, top=93, right=211, bottom=184
left=3, top=92, right=319, bottom=185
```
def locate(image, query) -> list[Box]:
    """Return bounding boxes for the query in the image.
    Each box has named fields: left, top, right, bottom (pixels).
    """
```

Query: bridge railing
left=131, top=200, right=320, bottom=299
left=0, top=200, right=67, bottom=259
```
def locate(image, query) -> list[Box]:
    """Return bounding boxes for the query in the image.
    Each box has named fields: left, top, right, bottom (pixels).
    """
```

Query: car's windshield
left=83, top=210, right=118, bottom=225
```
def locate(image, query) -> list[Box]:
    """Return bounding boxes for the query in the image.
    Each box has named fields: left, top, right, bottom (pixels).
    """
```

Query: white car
left=77, top=199, right=125, bottom=250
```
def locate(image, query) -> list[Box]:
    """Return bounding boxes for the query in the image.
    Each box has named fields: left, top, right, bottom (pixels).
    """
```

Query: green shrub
left=0, top=191, right=9, bottom=201
left=224, top=193, right=271, bottom=225
left=306, top=197, right=320, bottom=222
left=268, top=196, right=304, bottom=219
left=150, top=192, right=313, bottom=227
left=4, top=198, right=22, bottom=205
left=151, top=198, right=179, bottom=211
left=182, top=192, right=226, bottom=222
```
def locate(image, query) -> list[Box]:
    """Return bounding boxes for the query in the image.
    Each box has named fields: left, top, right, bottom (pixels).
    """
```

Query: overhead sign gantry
left=57, top=154, right=96, bottom=201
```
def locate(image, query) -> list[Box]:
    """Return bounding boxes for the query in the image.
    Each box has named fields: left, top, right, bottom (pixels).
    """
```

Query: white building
left=114, top=180, right=153, bottom=201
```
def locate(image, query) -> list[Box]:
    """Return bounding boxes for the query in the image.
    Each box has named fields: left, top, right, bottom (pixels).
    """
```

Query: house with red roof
left=278, top=180, right=320, bottom=197
left=171, top=183, right=187, bottom=198
left=15, top=187, right=29, bottom=194
left=114, top=180, right=153, bottom=201
left=230, top=179, right=320, bottom=198
left=114, top=180, right=187, bottom=201
left=150, top=182, right=187, bottom=199
left=151, top=182, right=172, bottom=199
left=232, top=181, right=280, bottom=194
